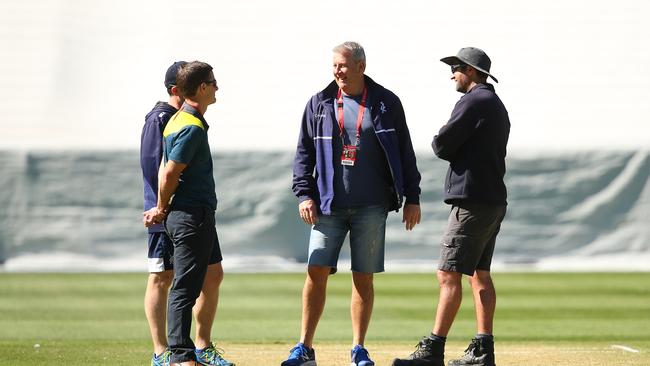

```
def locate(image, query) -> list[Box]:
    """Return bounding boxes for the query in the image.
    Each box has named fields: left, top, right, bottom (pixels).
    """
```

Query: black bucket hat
left=440, top=47, right=498, bottom=83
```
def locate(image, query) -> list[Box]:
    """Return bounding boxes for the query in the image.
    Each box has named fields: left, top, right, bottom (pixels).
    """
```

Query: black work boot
left=447, top=337, right=495, bottom=366
left=392, top=336, right=445, bottom=366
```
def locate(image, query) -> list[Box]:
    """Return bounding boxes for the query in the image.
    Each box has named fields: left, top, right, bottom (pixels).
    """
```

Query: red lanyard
left=336, top=87, right=367, bottom=146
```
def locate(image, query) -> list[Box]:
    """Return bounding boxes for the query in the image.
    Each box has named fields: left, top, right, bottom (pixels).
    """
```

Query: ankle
left=194, top=341, right=211, bottom=350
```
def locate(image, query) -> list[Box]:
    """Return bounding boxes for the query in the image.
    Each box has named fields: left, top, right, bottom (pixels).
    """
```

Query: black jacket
left=432, top=83, right=510, bottom=205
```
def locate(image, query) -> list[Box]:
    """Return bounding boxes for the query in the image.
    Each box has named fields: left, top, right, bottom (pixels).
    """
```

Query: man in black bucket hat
left=440, top=47, right=499, bottom=83
left=393, top=47, right=510, bottom=366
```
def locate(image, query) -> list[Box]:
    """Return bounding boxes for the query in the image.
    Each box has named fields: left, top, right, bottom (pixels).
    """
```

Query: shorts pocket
left=440, top=234, right=467, bottom=267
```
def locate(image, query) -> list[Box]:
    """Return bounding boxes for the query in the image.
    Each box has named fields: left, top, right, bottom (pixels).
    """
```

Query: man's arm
left=392, top=95, right=422, bottom=230
left=143, top=160, right=186, bottom=227
left=292, top=98, right=319, bottom=224
left=432, top=97, right=477, bottom=161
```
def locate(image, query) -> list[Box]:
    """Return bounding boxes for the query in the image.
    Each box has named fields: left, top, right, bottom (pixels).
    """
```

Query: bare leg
left=145, top=271, right=174, bottom=355
left=468, top=269, right=496, bottom=334
left=432, top=270, right=463, bottom=337
left=351, top=272, right=374, bottom=346
left=300, top=265, right=330, bottom=348
left=194, top=262, right=223, bottom=349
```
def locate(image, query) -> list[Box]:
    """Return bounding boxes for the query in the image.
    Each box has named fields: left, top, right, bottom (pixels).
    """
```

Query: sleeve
left=167, top=126, right=203, bottom=164
left=140, top=114, right=166, bottom=206
left=432, top=96, right=477, bottom=161
left=394, top=95, right=421, bottom=205
left=292, top=97, right=317, bottom=202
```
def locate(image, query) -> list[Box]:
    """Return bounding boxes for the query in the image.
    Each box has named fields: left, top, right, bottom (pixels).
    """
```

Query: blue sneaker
left=195, top=343, right=235, bottom=366
left=151, top=349, right=171, bottom=366
left=281, top=343, right=316, bottom=366
left=351, top=345, right=375, bottom=366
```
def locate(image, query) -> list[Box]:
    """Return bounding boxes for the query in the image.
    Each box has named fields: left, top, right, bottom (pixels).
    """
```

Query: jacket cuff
left=298, top=195, right=313, bottom=203
left=405, top=196, right=420, bottom=205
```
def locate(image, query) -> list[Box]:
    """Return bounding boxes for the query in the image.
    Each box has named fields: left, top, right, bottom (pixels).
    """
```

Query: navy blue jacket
left=432, top=83, right=510, bottom=205
left=141, top=101, right=177, bottom=232
left=292, top=76, right=421, bottom=214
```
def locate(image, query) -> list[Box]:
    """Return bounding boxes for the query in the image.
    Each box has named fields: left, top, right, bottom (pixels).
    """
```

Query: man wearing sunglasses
left=141, top=62, right=232, bottom=366
left=144, top=61, right=234, bottom=366
left=393, top=47, right=510, bottom=366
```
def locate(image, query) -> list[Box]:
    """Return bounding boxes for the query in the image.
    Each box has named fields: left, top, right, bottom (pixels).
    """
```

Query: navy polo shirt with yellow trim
left=163, top=104, right=217, bottom=210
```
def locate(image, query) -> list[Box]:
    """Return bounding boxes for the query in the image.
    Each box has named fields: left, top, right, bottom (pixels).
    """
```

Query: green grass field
left=1, top=272, right=649, bottom=365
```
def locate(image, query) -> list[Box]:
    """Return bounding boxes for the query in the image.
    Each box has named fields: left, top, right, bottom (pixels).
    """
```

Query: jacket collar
left=468, top=83, right=495, bottom=94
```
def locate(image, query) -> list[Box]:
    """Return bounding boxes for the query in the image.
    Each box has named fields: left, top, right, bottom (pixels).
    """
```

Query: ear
left=170, top=85, right=180, bottom=96
left=358, top=60, right=366, bottom=73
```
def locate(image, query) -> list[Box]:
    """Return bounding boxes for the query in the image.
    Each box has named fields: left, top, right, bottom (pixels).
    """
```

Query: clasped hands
left=143, top=207, right=167, bottom=228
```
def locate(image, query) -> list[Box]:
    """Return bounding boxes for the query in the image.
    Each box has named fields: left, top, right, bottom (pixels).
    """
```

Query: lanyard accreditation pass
left=337, top=87, right=367, bottom=166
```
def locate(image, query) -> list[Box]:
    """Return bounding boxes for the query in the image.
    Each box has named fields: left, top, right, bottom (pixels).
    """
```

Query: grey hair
left=332, top=41, right=366, bottom=63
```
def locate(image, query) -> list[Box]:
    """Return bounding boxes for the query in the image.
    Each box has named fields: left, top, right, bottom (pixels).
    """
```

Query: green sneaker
left=151, top=349, right=171, bottom=366
left=195, top=343, right=235, bottom=366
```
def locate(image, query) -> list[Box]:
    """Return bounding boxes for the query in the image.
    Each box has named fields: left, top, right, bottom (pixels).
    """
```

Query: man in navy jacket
left=286, top=42, right=422, bottom=366
left=393, top=47, right=509, bottom=366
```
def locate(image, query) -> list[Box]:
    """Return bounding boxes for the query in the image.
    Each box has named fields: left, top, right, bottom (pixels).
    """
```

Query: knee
left=437, top=270, right=462, bottom=289
left=149, top=271, right=173, bottom=289
left=469, top=270, right=493, bottom=288
left=306, top=266, right=330, bottom=286
left=204, top=263, right=224, bottom=288
left=352, top=272, right=374, bottom=287
left=352, top=273, right=374, bottom=298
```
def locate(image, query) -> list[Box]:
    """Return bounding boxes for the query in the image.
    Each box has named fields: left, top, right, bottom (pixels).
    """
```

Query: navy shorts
left=147, top=227, right=222, bottom=273
left=438, top=202, right=506, bottom=276
left=147, top=231, right=174, bottom=272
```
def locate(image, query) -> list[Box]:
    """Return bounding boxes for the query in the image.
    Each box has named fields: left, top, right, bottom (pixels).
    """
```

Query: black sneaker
left=392, top=337, right=445, bottom=366
left=447, top=337, right=495, bottom=366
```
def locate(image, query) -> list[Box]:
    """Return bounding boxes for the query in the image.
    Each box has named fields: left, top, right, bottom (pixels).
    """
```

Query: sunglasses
left=450, top=64, right=468, bottom=73
left=204, top=79, right=219, bottom=89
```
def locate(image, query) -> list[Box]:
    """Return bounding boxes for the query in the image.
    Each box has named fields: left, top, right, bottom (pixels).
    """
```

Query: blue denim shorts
left=308, top=205, right=389, bottom=274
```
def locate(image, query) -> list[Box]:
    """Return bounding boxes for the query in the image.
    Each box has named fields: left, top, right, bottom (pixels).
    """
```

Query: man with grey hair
left=392, top=47, right=509, bottom=366
left=285, top=41, right=422, bottom=366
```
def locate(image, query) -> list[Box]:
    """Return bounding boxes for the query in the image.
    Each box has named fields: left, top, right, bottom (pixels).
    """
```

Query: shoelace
left=153, top=350, right=171, bottom=366
left=353, top=347, right=370, bottom=362
left=463, top=339, right=480, bottom=356
left=288, top=345, right=311, bottom=360
left=411, top=337, right=433, bottom=358
left=199, top=345, right=229, bottom=364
